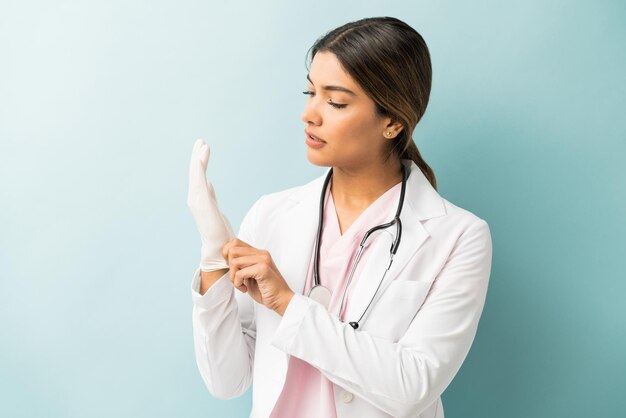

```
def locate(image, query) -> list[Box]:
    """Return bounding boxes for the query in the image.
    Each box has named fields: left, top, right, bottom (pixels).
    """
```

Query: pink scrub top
left=269, top=177, right=403, bottom=418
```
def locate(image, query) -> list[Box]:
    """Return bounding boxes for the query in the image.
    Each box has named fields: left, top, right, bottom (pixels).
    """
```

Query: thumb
left=199, top=141, right=210, bottom=171
left=220, top=211, right=236, bottom=239
left=206, top=180, right=219, bottom=204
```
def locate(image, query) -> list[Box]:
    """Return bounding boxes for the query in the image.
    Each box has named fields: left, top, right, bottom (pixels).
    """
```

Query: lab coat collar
left=278, top=159, right=447, bottom=320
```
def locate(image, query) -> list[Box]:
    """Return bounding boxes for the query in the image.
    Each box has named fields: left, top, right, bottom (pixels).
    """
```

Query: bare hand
left=222, top=238, right=294, bottom=315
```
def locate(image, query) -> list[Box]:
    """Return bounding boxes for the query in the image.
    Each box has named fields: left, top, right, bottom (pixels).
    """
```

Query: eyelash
left=302, top=91, right=347, bottom=109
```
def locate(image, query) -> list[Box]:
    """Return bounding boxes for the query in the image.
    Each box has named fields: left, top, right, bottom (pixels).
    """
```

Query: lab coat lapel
left=342, top=159, right=447, bottom=322
left=276, top=167, right=331, bottom=296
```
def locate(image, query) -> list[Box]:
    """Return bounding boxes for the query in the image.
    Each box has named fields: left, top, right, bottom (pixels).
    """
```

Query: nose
left=300, top=96, right=322, bottom=126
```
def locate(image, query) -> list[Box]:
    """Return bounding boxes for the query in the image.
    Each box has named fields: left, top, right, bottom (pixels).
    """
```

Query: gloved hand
left=187, top=138, right=235, bottom=272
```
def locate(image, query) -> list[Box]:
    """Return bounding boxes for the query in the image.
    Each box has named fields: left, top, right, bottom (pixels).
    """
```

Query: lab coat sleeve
left=270, top=218, right=493, bottom=418
left=190, top=196, right=263, bottom=400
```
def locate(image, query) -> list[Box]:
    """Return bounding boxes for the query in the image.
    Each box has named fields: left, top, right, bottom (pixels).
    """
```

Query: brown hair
left=305, top=16, right=437, bottom=190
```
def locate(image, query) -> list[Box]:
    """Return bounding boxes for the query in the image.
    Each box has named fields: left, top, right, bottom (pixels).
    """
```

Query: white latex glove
left=187, top=138, right=235, bottom=272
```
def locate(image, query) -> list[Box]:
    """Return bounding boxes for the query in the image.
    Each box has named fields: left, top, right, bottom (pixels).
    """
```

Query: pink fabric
left=269, top=178, right=402, bottom=418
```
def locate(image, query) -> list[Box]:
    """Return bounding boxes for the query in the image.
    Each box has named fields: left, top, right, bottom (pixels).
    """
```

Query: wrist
left=276, top=290, right=295, bottom=316
left=199, top=268, right=229, bottom=295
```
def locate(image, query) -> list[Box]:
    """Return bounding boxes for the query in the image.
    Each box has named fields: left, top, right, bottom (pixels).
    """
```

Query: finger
left=235, top=279, right=247, bottom=293
left=229, top=254, right=264, bottom=272
left=191, top=139, right=205, bottom=165
left=192, top=138, right=203, bottom=155
left=231, top=273, right=247, bottom=293
left=222, top=238, right=237, bottom=260
left=188, top=139, right=209, bottom=195
left=228, top=252, right=267, bottom=283
left=233, top=264, right=257, bottom=290
left=200, top=142, right=210, bottom=168
left=224, top=240, right=247, bottom=284
left=242, top=277, right=260, bottom=296
left=223, top=246, right=241, bottom=290
left=224, top=241, right=262, bottom=284
left=222, top=239, right=254, bottom=259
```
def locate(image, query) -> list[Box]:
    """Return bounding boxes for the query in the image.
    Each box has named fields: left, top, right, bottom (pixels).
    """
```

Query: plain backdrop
left=1, top=1, right=625, bottom=417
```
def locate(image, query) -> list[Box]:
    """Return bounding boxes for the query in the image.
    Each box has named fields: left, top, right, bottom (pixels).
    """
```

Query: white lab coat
left=190, top=159, right=493, bottom=418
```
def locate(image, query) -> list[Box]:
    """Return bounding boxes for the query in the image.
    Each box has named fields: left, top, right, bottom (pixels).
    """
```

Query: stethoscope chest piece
left=308, top=284, right=332, bottom=310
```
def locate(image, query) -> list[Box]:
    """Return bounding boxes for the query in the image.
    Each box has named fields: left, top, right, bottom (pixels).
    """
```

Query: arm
left=190, top=196, right=263, bottom=400
left=270, top=219, right=493, bottom=418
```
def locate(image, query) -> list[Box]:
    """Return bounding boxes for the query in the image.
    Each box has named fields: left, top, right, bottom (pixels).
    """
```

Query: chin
left=305, top=150, right=333, bottom=168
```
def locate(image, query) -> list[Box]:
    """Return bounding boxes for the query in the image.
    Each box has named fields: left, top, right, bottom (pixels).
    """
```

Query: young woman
left=187, top=16, right=493, bottom=418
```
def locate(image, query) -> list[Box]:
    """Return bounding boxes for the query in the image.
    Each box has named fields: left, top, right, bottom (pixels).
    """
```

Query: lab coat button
left=340, top=390, right=353, bottom=403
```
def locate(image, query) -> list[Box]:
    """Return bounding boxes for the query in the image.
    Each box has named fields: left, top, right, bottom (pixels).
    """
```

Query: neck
left=330, top=158, right=404, bottom=211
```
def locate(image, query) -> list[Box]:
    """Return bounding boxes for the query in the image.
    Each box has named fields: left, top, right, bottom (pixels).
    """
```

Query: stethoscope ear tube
left=313, top=167, right=334, bottom=289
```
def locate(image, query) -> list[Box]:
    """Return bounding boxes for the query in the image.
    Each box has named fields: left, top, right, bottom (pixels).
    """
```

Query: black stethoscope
left=307, top=163, right=409, bottom=329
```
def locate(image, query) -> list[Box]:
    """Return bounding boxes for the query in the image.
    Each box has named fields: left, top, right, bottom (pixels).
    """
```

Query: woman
left=187, top=16, right=493, bottom=418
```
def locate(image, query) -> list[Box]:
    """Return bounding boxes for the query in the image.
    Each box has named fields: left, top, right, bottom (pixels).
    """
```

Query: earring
left=386, top=131, right=393, bottom=137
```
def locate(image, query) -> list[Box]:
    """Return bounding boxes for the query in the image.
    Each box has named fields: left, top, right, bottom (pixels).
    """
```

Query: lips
left=305, top=129, right=325, bottom=142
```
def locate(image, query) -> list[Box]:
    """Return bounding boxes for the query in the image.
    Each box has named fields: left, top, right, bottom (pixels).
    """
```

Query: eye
left=301, top=91, right=347, bottom=109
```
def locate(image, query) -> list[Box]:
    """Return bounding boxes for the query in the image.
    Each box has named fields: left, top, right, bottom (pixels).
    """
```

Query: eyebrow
left=307, top=74, right=356, bottom=96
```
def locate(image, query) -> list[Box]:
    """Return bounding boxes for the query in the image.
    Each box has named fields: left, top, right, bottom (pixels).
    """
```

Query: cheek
left=329, top=129, right=381, bottom=163
left=335, top=114, right=380, bottom=149
left=329, top=110, right=373, bottom=141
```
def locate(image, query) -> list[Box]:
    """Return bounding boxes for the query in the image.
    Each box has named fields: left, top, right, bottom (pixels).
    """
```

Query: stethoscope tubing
left=309, top=163, right=409, bottom=329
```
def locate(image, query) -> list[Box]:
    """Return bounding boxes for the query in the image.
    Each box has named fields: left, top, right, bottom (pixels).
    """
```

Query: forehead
left=308, top=51, right=359, bottom=90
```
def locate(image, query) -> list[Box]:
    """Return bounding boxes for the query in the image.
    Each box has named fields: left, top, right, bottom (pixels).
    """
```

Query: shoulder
left=433, top=197, right=492, bottom=253
left=402, top=160, right=489, bottom=238
left=442, top=197, right=488, bottom=228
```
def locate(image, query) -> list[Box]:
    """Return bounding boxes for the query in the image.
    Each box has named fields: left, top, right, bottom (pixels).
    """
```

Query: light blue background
left=1, top=1, right=625, bottom=417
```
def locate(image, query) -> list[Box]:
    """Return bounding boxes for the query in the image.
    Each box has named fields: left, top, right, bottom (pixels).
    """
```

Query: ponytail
left=400, top=138, right=437, bottom=190
left=387, top=129, right=437, bottom=191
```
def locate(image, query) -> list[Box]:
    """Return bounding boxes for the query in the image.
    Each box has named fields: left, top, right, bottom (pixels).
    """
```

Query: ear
left=382, top=118, right=404, bottom=139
